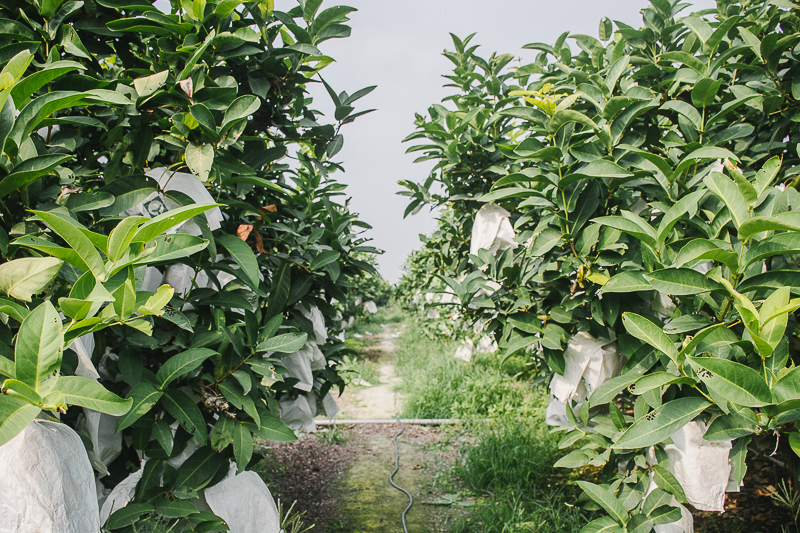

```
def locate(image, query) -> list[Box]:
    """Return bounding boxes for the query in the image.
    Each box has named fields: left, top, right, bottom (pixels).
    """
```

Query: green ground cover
left=393, top=314, right=592, bottom=533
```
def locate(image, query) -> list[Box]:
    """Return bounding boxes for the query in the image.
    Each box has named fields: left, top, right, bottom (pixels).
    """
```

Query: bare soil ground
left=255, top=328, right=464, bottom=533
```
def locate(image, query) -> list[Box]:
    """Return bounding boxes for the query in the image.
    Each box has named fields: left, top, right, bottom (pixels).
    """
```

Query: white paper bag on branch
left=76, top=410, right=122, bottom=477
left=470, top=203, right=517, bottom=256
left=663, top=421, right=732, bottom=512
left=0, top=420, right=101, bottom=533
left=279, top=395, right=316, bottom=433
left=205, top=463, right=281, bottom=533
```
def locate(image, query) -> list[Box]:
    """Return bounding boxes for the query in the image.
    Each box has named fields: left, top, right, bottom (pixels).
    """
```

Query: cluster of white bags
left=277, top=305, right=340, bottom=432
left=101, top=458, right=281, bottom=533
left=545, top=332, right=624, bottom=428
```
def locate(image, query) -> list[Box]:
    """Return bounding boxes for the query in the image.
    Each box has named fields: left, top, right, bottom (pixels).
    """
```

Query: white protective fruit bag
left=545, top=332, right=624, bottom=428
left=661, top=421, right=732, bottom=512
left=205, top=463, right=281, bottom=533
left=0, top=420, right=101, bottom=533
left=470, top=203, right=517, bottom=257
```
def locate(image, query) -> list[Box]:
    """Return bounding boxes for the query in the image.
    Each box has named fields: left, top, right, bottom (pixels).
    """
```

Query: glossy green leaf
left=256, top=332, right=307, bottom=354
left=115, top=382, right=163, bottom=431
left=613, top=397, right=711, bottom=449
left=56, top=376, right=132, bottom=415
left=155, top=348, right=217, bottom=389
left=0, top=257, right=62, bottom=302
left=622, top=313, right=677, bottom=363
left=688, top=356, right=772, bottom=407
left=161, top=388, right=208, bottom=443
left=216, top=233, right=260, bottom=290
left=15, top=301, right=62, bottom=391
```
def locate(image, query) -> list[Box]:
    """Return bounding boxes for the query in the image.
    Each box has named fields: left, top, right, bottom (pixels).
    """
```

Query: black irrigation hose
left=390, top=418, right=413, bottom=533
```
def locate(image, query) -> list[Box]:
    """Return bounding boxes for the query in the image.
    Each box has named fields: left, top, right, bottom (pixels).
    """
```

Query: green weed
left=393, top=322, right=541, bottom=419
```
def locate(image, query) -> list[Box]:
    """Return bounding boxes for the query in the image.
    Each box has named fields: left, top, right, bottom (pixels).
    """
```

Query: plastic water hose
left=390, top=418, right=413, bottom=533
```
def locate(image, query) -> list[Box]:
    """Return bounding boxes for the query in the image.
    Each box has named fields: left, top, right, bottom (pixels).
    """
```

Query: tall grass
left=395, top=324, right=542, bottom=419
left=392, top=318, right=591, bottom=532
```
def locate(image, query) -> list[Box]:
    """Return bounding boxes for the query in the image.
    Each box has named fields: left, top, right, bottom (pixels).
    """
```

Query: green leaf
left=233, top=422, right=253, bottom=473
left=135, top=234, right=209, bottom=266
left=33, top=210, right=105, bottom=279
left=704, top=172, right=749, bottom=230
left=134, top=203, right=219, bottom=243
left=2, top=378, right=42, bottom=406
left=0, top=257, right=62, bottom=302
left=600, top=271, right=652, bottom=293
left=688, top=356, right=772, bottom=407
left=175, top=445, right=226, bottom=488
left=221, top=95, right=260, bottom=131
left=310, top=250, right=340, bottom=270
left=185, top=143, right=214, bottom=182
left=266, top=262, right=291, bottom=319
left=155, top=348, right=216, bottom=389
left=10, top=61, right=84, bottom=105
left=105, top=503, right=155, bottom=529
left=246, top=416, right=297, bottom=442
left=161, top=388, right=208, bottom=443
left=629, top=372, right=695, bottom=396
left=691, top=77, right=722, bottom=108
left=579, top=516, right=624, bottom=533
left=15, top=301, right=62, bottom=392
left=179, top=29, right=215, bottom=80
left=0, top=154, right=73, bottom=199
left=153, top=418, right=174, bottom=455
left=134, top=70, right=169, bottom=98
left=593, top=215, right=655, bottom=247
left=256, top=332, right=307, bottom=354
left=115, top=382, right=163, bottom=431
left=652, top=464, right=687, bottom=503
left=622, top=313, right=677, bottom=363
left=216, top=233, right=260, bottom=290
left=660, top=100, right=701, bottom=131
left=156, top=498, right=198, bottom=518
left=656, top=190, right=706, bottom=247
left=704, top=410, right=758, bottom=441
left=739, top=212, right=800, bottom=240
left=55, top=376, right=132, bottom=415
left=759, top=287, right=791, bottom=349
left=107, top=216, right=148, bottom=263
left=744, top=232, right=800, bottom=268
left=210, top=414, right=235, bottom=450
left=138, top=284, right=174, bottom=316
left=675, top=147, right=737, bottom=177
left=674, top=239, right=738, bottom=272
left=613, top=397, right=711, bottom=449
left=575, top=481, right=628, bottom=526
left=7, top=92, right=88, bottom=151
left=644, top=268, right=721, bottom=295
left=754, top=156, right=780, bottom=197
left=0, top=396, right=40, bottom=446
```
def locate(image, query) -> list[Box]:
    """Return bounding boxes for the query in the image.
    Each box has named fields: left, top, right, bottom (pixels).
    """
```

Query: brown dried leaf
left=237, top=224, right=253, bottom=241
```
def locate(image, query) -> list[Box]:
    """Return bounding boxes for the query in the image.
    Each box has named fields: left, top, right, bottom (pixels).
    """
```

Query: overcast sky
left=296, top=0, right=715, bottom=282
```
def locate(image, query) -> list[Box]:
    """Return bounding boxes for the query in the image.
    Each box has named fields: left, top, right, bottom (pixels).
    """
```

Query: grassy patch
left=394, top=322, right=541, bottom=419
left=392, top=315, right=591, bottom=532
left=338, top=354, right=380, bottom=387
left=451, top=419, right=590, bottom=533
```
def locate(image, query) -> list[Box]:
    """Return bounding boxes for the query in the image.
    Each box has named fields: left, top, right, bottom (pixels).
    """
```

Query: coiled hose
left=390, top=418, right=413, bottom=533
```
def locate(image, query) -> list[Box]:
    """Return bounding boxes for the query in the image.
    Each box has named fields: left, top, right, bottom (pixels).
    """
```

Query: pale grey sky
left=305, top=0, right=715, bottom=282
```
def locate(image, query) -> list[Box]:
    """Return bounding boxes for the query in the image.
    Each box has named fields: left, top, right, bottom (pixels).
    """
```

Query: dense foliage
left=0, top=0, right=381, bottom=529
left=399, top=0, right=800, bottom=530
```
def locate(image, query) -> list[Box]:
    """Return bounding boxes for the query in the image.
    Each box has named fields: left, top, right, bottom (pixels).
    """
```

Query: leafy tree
left=0, top=0, right=381, bottom=529
left=401, top=1, right=800, bottom=530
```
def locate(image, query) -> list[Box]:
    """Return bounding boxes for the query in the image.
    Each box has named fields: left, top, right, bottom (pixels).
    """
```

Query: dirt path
left=335, top=327, right=403, bottom=419
left=260, top=326, right=459, bottom=533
